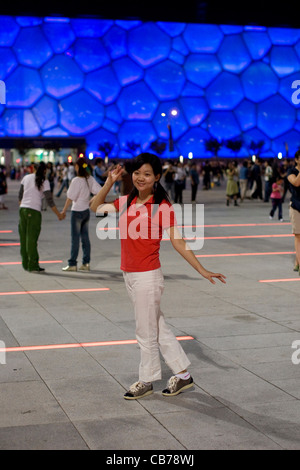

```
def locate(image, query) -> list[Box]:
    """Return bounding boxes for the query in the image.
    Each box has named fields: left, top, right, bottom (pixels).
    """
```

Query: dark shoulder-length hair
left=35, top=162, right=47, bottom=191
left=125, top=153, right=171, bottom=211
left=76, top=157, right=90, bottom=180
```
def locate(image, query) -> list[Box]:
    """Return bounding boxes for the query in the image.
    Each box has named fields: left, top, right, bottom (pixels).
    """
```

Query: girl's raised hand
left=107, top=165, right=123, bottom=185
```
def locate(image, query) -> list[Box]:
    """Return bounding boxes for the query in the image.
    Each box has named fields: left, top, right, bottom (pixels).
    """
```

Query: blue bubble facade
left=0, top=16, right=300, bottom=158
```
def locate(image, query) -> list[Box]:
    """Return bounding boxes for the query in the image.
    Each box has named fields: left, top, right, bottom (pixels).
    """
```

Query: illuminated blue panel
left=153, top=101, right=188, bottom=140
left=3, top=109, right=40, bottom=136
left=118, top=121, right=157, bottom=153
left=0, top=48, right=17, bottom=79
left=243, top=127, right=270, bottom=153
left=115, top=20, right=142, bottom=30
left=241, top=62, right=278, bottom=102
left=128, top=23, right=171, bottom=67
left=16, top=16, right=42, bottom=27
left=86, top=128, right=119, bottom=158
left=74, top=38, right=110, bottom=72
left=268, top=27, right=300, bottom=45
left=41, top=55, right=84, bottom=98
left=43, top=126, right=68, bottom=136
left=70, top=19, right=113, bottom=37
left=6, top=66, right=43, bottom=107
left=103, top=26, right=127, bottom=59
left=145, top=60, right=185, bottom=100
left=172, top=37, right=189, bottom=55
left=257, top=95, right=296, bottom=138
left=177, top=127, right=210, bottom=156
left=112, top=57, right=143, bottom=86
left=234, top=100, right=256, bottom=131
left=157, top=22, right=186, bottom=37
left=272, top=130, right=300, bottom=156
left=13, top=26, right=52, bottom=67
left=179, top=97, right=208, bottom=126
left=243, top=31, right=271, bottom=59
left=85, top=66, right=121, bottom=104
left=279, top=72, right=299, bottom=103
left=206, top=72, right=244, bottom=109
left=217, top=35, right=251, bottom=73
left=270, top=46, right=300, bottom=77
left=32, top=96, right=58, bottom=130
left=60, top=90, right=104, bottom=134
left=184, top=54, right=221, bottom=87
left=207, top=111, right=241, bottom=139
left=43, top=21, right=75, bottom=53
left=0, top=16, right=19, bottom=46
left=105, top=104, right=122, bottom=124
left=117, top=81, right=158, bottom=120
left=183, top=24, right=223, bottom=53
left=0, top=16, right=300, bottom=158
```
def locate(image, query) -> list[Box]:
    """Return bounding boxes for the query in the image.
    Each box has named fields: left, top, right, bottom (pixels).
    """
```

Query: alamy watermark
left=291, top=340, right=300, bottom=365
left=0, top=341, right=6, bottom=365
left=0, top=80, right=6, bottom=105
left=291, top=80, right=300, bottom=105
left=96, top=203, right=205, bottom=251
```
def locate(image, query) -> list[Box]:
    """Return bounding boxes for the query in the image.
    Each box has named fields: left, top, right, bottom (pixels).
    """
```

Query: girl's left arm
left=167, top=226, right=226, bottom=285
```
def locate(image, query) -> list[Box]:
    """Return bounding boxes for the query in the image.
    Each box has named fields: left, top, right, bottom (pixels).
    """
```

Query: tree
left=248, top=140, right=265, bottom=157
left=124, top=141, right=141, bottom=157
left=204, top=138, right=222, bottom=157
left=150, top=139, right=167, bottom=156
left=225, top=139, right=243, bottom=157
left=98, top=141, right=114, bottom=158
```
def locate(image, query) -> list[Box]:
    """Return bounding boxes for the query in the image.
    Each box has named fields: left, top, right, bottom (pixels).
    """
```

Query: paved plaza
left=0, top=177, right=300, bottom=450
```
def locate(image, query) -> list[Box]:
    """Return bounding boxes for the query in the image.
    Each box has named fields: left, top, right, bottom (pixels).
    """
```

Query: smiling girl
left=90, top=153, right=226, bottom=400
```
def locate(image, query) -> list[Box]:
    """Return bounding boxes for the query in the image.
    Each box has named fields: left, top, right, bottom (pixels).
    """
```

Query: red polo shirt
left=113, top=195, right=177, bottom=272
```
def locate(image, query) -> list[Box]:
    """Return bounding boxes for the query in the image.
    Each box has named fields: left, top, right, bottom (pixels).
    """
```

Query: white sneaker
left=62, top=265, right=77, bottom=272
left=79, top=264, right=90, bottom=271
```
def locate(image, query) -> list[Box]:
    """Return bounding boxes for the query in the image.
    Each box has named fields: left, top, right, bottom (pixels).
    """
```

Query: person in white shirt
left=18, top=162, right=65, bottom=273
left=61, top=158, right=102, bottom=272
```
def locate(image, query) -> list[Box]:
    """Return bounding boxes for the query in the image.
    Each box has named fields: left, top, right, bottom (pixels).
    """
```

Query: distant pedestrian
left=190, top=162, right=199, bottom=202
left=269, top=176, right=284, bottom=221
left=0, top=165, right=8, bottom=210
left=18, top=162, right=65, bottom=273
left=61, top=158, right=102, bottom=272
left=226, top=162, right=239, bottom=206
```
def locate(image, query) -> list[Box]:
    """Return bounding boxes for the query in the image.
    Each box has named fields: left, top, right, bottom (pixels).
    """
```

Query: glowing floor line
left=0, top=336, right=194, bottom=353
left=197, top=251, right=296, bottom=258
left=0, top=287, right=110, bottom=296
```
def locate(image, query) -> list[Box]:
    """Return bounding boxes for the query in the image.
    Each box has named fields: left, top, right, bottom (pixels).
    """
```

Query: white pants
left=123, top=268, right=191, bottom=382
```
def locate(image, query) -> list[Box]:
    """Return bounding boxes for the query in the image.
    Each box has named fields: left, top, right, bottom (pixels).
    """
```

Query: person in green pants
left=18, top=162, right=65, bottom=273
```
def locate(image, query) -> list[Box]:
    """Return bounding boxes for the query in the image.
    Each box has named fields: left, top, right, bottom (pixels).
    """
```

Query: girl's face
left=132, top=163, right=160, bottom=194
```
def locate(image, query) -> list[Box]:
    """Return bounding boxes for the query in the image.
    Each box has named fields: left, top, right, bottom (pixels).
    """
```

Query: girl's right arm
left=90, top=165, right=123, bottom=214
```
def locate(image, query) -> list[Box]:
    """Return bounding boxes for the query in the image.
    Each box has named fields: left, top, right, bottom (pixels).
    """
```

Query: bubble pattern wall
left=0, top=16, right=300, bottom=158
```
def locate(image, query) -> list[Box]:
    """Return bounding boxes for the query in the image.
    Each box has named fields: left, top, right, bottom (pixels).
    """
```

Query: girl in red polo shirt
left=91, top=154, right=226, bottom=400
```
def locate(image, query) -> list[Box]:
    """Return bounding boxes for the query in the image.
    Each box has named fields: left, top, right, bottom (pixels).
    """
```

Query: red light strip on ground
left=98, top=222, right=291, bottom=231
left=197, top=251, right=296, bottom=258
left=0, top=243, right=20, bottom=246
left=0, top=230, right=13, bottom=233
left=259, top=278, right=300, bottom=283
left=0, top=260, right=63, bottom=266
left=163, top=234, right=293, bottom=241
left=0, top=287, right=110, bottom=296
left=0, top=336, right=194, bottom=353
